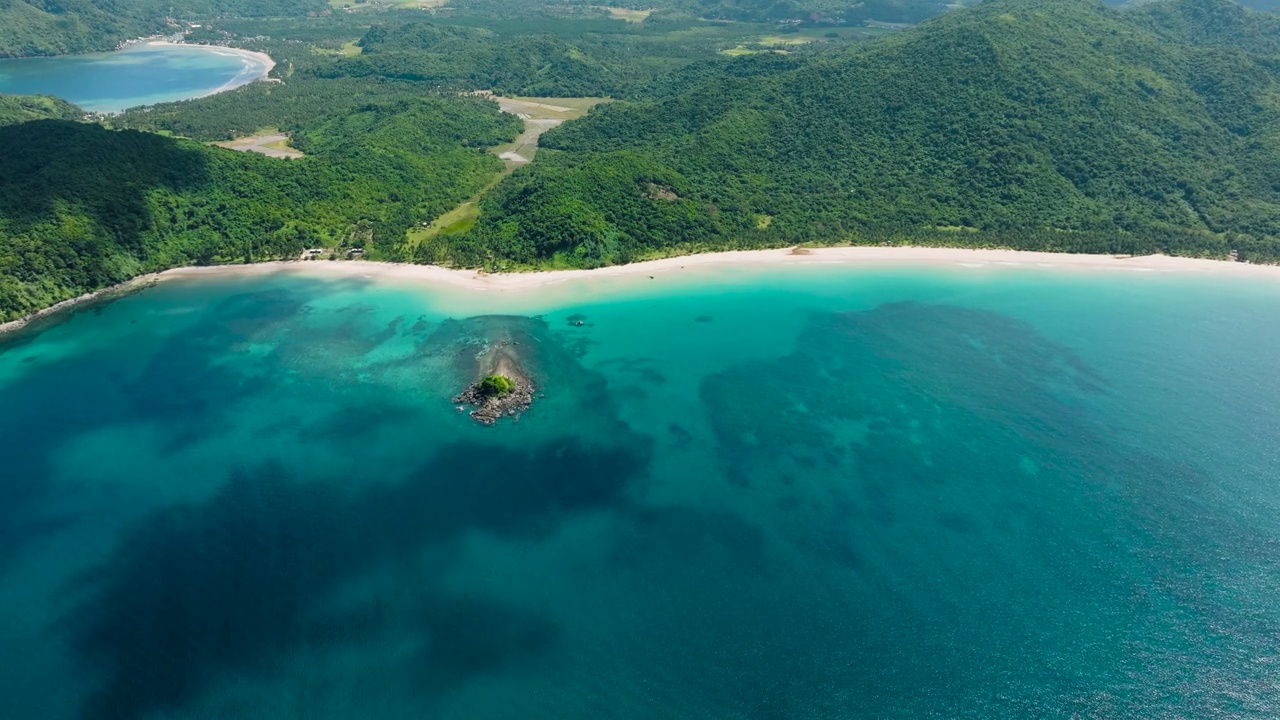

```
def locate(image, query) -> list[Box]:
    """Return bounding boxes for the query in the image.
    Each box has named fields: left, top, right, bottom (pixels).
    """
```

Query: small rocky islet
left=426, top=314, right=616, bottom=428
left=450, top=319, right=537, bottom=425
left=454, top=368, right=534, bottom=425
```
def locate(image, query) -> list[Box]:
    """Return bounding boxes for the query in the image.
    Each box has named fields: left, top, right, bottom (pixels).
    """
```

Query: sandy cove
left=4, top=247, right=1279, bottom=337
left=145, top=41, right=276, bottom=94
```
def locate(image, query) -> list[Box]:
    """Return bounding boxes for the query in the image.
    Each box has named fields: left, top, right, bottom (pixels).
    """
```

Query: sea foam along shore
left=145, top=41, right=276, bottom=98
left=4, top=247, right=1279, bottom=337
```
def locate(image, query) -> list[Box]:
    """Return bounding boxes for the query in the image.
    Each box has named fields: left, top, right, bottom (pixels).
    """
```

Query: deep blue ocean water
left=1, top=263, right=1278, bottom=719
left=0, top=43, right=269, bottom=113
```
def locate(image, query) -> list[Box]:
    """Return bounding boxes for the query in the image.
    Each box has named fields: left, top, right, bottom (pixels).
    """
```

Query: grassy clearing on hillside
left=505, top=96, right=608, bottom=116
left=404, top=95, right=605, bottom=252
left=723, top=26, right=897, bottom=55
left=444, top=0, right=1280, bottom=270
left=329, top=0, right=444, bottom=10
left=413, top=198, right=482, bottom=239
left=720, top=46, right=790, bottom=55
left=757, top=34, right=815, bottom=45
left=593, top=6, right=652, bottom=23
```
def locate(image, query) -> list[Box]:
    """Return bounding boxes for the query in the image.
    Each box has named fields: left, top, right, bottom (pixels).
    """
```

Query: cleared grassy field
left=757, top=34, right=815, bottom=45
left=720, top=46, right=791, bottom=56
left=722, top=26, right=902, bottom=55
left=329, top=0, right=445, bottom=10
left=505, top=96, right=608, bottom=115
left=404, top=96, right=606, bottom=251
left=213, top=132, right=305, bottom=159
left=593, top=6, right=652, bottom=23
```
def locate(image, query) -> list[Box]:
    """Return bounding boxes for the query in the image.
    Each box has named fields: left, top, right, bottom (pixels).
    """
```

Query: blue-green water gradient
left=0, top=264, right=1278, bottom=719
left=0, top=43, right=268, bottom=113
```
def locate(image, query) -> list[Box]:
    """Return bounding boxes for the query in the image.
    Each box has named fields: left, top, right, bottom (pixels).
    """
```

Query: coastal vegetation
left=0, top=94, right=81, bottom=127
left=2, top=0, right=1276, bottom=61
left=3, top=0, right=1280, bottom=323
left=0, top=0, right=327, bottom=58
left=109, top=8, right=856, bottom=142
left=428, top=0, right=1280, bottom=268
left=0, top=97, right=518, bottom=321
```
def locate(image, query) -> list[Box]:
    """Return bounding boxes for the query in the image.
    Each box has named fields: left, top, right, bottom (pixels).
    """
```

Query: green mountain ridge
left=0, top=93, right=82, bottom=126
left=429, top=0, right=1280, bottom=267
left=0, top=0, right=326, bottom=58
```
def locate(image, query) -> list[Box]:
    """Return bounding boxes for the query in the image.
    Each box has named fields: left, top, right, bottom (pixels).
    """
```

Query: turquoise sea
left=0, top=43, right=269, bottom=113
left=1, top=262, right=1278, bottom=719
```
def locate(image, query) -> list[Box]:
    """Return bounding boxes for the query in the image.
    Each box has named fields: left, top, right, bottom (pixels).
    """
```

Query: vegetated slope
left=0, top=93, right=82, bottom=126
left=334, top=25, right=622, bottom=98
left=325, top=18, right=797, bottom=99
left=112, top=15, right=775, bottom=141
left=455, top=0, right=975, bottom=24
left=0, top=0, right=326, bottom=58
left=1126, top=0, right=1280, bottom=10
left=1130, top=0, right=1280, bottom=50
left=432, top=0, right=1280, bottom=268
left=0, top=97, right=519, bottom=321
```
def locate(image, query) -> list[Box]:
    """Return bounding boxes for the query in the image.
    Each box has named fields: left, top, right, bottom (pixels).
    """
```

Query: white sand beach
left=146, top=41, right=276, bottom=96
left=4, top=247, right=1278, bottom=337
left=160, top=247, right=1280, bottom=292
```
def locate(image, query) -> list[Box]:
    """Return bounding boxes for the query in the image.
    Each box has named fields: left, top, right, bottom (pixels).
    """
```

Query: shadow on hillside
left=0, top=121, right=210, bottom=252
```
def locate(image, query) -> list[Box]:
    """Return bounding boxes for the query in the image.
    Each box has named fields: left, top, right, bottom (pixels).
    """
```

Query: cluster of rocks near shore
left=453, top=373, right=534, bottom=425
left=449, top=320, right=540, bottom=425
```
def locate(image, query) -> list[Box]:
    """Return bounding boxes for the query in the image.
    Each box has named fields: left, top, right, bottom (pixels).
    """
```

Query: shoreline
left=0, top=273, right=164, bottom=338
left=3, top=247, right=1278, bottom=337
left=159, top=246, right=1280, bottom=290
left=143, top=41, right=276, bottom=99
left=0, top=40, right=277, bottom=114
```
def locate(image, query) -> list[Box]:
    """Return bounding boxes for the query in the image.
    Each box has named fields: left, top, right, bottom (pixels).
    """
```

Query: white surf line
left=145, top=42, right=276, bottom=100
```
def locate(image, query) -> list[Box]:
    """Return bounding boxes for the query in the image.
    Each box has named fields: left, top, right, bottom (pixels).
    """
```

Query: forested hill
left=433, top=0, right=1280, bottom=268
left=0, top=94, right=81, bottom=126
left=1130, top=0, right=1280, bottom=48
left=454, top=0, right=1277, bottom=24
left=0, top=0, right=325, bottom=58
left=467, top=0, right=974, bottom=23
left=0, top=97, right=519, bottom=322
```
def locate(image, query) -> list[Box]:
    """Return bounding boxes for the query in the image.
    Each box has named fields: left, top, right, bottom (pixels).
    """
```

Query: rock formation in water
left=454, top=369, right=533, bottom=425
left=446, top=316, right=539, bottom=425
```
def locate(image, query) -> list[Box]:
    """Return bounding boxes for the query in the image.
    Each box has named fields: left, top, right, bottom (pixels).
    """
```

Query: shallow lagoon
left=1, top=263, right=1278, bottom=719
left=0, top=43, right=271, bottom=113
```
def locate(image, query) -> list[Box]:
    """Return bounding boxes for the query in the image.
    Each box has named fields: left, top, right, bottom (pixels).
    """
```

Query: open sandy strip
left=496, top=119, right=563, bottom=164
left=160, top=247, right=1280, bottom=293
left=6, top=247, right=1279, bottom=336
left=214, top=133, right=304, bottom=159
left=496, top=98, right=576, bottom=115
left=146, top=41, right=276, bottom=93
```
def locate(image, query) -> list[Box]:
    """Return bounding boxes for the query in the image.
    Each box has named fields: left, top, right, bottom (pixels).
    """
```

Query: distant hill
left=0, top=94, right=82, bottom=126
left=456, top=0, right=980, bottom=23
left=1130, top=0, right=1280, bottom=49
left=434, top=0, right=1280, bottom=267
left=0, top=0, right=326, bottom=58
left=1125, top=0, right=1279, bottom=10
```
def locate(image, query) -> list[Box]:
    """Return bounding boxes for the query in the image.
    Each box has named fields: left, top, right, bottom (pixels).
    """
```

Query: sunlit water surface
left=0, top=43, right=269, bottom=112
left=1, top=263, right=1278, bottom=719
